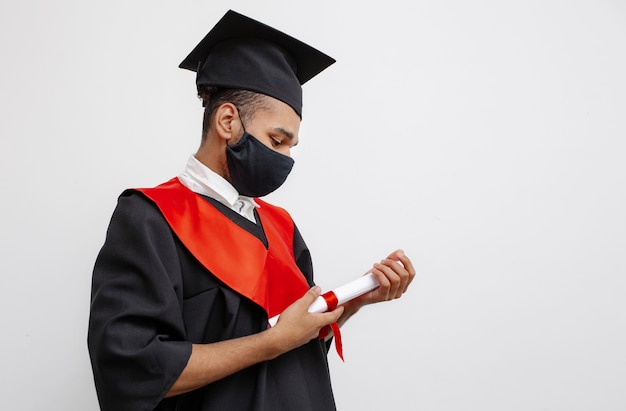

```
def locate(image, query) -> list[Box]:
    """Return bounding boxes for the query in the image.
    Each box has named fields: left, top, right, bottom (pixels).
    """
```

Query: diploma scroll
left=268, top=273, right=380, bottom=327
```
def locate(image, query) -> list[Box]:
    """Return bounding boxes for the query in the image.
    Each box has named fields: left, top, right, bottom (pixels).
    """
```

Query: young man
left=88, top=10, right=415, bottom=411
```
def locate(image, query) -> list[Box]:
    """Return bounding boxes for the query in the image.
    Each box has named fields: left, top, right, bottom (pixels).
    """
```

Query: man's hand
left=270, top=286, right=345, bottom=352
left=365, top=249, right=415, bottom=303
left=344, top=249, right=415, bottom=314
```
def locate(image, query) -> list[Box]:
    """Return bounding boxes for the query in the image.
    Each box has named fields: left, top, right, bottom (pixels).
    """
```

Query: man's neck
left=195, top=141, right=229, bottom=181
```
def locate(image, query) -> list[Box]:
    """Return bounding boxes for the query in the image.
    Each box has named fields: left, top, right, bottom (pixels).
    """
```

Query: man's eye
left=271, top=137, right=281, bottom=147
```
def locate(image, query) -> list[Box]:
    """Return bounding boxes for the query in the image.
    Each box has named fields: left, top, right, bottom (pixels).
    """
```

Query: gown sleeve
left=292, top=224, right=314, bottom=286
left=87, top=192, right=192, bottom=411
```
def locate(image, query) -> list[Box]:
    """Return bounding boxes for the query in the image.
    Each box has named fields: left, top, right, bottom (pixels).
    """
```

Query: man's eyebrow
left=272, top=127, right=298, bottom=145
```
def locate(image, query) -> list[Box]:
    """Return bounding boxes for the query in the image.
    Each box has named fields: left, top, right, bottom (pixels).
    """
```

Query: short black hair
left=197, top=86, right=271, bottom=141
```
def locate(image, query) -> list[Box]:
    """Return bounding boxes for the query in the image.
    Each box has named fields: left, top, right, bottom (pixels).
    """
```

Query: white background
left=1, top=1, right=625, bottom=410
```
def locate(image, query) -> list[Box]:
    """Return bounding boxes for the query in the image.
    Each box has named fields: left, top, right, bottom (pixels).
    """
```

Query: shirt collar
left=178, top=155, right=259, bottom=209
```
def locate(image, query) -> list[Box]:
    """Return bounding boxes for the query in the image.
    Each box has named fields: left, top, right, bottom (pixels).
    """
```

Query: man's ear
left=213, top=102, right=240, bottom=143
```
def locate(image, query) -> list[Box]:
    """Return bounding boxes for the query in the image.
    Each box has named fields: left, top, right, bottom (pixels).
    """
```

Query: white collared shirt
left=178, top=155, right=259, bottom=223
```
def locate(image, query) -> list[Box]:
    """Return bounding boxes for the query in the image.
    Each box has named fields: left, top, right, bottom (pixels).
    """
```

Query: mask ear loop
left=228, top=106, right=247, bottom=148
left=235, top=106, right=247, bottom=134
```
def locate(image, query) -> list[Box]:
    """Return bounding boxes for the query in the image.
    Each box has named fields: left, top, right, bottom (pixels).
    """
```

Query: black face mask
left=226, top=131, right=295, bottom=198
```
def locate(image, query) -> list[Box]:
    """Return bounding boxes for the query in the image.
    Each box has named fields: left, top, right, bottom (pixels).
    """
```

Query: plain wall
left=1, top=1, right=625, bottom=410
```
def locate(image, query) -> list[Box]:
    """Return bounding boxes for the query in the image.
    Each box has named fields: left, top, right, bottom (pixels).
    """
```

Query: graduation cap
left=179, top=10, right=335, bottom=117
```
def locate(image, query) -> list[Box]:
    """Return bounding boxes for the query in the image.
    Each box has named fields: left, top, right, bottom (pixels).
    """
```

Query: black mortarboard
left=179, top=10, right=335, bottom=117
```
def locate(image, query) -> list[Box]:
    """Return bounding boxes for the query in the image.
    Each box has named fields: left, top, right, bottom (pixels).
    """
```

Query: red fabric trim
left=136, top=178, right=309, bottom=318
left=321, top=291, right=344, bottom=361
left=322, top=291, right=339, bottom=311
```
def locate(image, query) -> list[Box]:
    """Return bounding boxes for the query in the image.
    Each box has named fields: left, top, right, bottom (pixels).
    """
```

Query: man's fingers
left=396, top=251, right=416, bottom=285
left=299, top=286, right=322, bottom=306
left=374, top=262, right=402, bottom=299
left=321, top=306, right=345, bottom=325
left=387, top=249, right=406, bottom=261
left=383, top=249, right=416, bottom=294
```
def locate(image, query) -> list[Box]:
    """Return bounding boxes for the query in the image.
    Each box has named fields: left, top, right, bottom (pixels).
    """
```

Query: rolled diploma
left=268, top=273, right=380, bottom=327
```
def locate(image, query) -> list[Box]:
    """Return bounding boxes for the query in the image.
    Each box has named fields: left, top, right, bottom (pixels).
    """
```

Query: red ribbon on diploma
left=318, top=291, right=344, bottom=361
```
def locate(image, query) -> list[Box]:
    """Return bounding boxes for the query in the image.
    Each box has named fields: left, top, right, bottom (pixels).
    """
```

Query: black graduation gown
left=87, top=190, right=336, bottom=411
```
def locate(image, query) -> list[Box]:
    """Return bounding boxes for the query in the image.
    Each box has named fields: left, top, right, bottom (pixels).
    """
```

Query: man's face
left=239, top=97, right=301, bottom=158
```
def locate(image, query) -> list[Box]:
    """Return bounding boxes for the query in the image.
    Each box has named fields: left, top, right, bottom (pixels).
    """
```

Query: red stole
left=136, top=177, right=309, bottom=319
